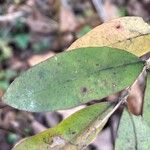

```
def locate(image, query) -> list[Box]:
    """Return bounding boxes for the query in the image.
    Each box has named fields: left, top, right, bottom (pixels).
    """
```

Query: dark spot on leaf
left=68, top=128, right=76, bottom=135
left=43, top=136, right=52, bottom=145
left=57, top=62, right=61, bottom=66
left=81, top=87, right=88, bottom=94
left=116, top=24, right=121, bottom=29
left=113, top=72, right=116, bottom=75
left=71, top=131, right=76, bottom=135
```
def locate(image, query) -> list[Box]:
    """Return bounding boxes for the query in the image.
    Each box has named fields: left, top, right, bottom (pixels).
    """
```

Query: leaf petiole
left=146, top=57, right=150, bottom=71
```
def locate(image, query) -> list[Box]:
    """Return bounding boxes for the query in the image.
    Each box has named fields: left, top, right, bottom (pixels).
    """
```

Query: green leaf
left=13, top=102, right=114, bottom=150
left=115, top=109, right=150, bottom=150
left=5, top=69, right=17, bottom=80
left=0, top=40, right=13, bottom=60
left=0, top=80, right=9, bottom=90
left=143, top=73, right=150, bottom=126
left=77, top=25, right=92, bottom=38
left=118, top=7, right=128, bottom=17
left=2, top=47, right=143, bottom=112
left=13, top=34, right=30, bottom=49
left=32, top=39, right=51, bottom=53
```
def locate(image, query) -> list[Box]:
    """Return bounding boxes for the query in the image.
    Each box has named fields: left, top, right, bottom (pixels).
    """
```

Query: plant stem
left=146, top=57, right=150, bottom=71
left=0, top=11, right=25, bottom=22
left=92, top=0, right=108, bottom=22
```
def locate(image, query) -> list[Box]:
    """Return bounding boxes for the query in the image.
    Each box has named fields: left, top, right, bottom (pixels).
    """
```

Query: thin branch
left=0, top=125, right=16, bottom=134
left=146, top=57, right=150, bottom=71
left=0, top=101, right=8, bottom=109
left=92, top=0, right=108, bottom=22
left=61, top=0, right=70, bottom=9
left=0, top=105, right=8, bottom=109
left=0, top=11, right=27, bottom=22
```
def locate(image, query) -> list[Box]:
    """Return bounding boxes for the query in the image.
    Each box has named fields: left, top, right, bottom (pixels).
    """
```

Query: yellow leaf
left=67, top=17, right=150, bottom=57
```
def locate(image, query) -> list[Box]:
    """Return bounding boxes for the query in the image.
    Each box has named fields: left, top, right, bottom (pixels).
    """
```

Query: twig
left=27, top=113, right=47, bottom=134
left=0, top=101, right=8, bottom=109
left=92, top=0, right=108, bottom=22
left=61, top=0, right=70, bottom=9
left=0, top=125, right=16, bottom=134
left=0, top=121, right=23, bottom=136
left=146, top=57, right=150, bottom=71
left=0, top=11, right=27, bottom=22
left=0, top=105, right=8, bottom=109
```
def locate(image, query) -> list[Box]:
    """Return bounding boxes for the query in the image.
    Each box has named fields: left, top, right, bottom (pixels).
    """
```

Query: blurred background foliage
left=0, top=0, right=149, bottom=149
